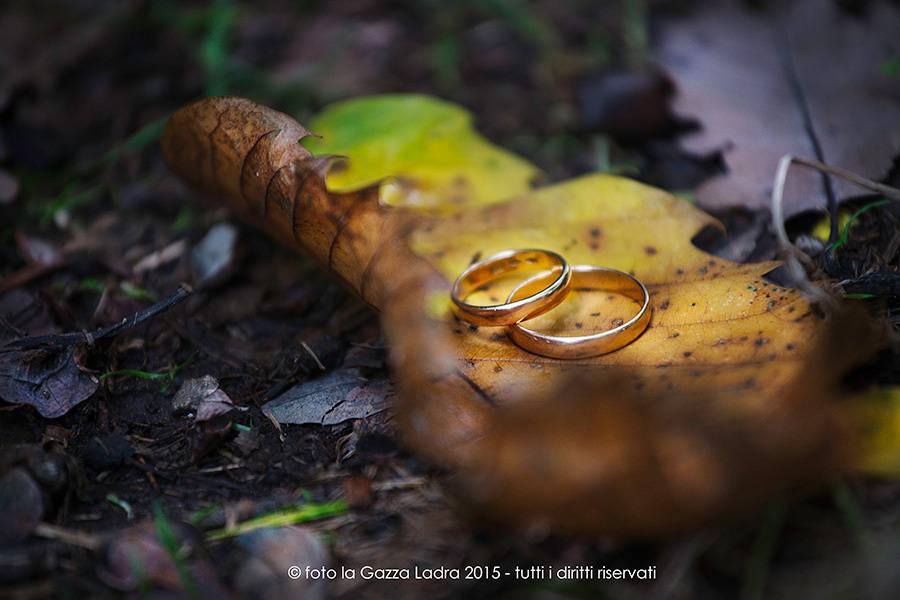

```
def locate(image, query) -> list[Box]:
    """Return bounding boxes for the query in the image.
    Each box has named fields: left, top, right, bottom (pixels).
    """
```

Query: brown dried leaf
left=657, top=0, right=900, bottom=213
left=162, top=97, right=882, bottom=536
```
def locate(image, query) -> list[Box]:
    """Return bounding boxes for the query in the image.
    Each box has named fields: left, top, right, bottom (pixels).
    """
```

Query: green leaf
left=301, top=94, right=541, bottom=211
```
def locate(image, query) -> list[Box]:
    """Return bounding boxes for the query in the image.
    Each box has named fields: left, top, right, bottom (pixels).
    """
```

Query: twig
left=33, top=522, right=103, bottom=551
left=770, top=155, right=900, bottom=304
left=0, top=283, right=192, bottom=353
left=301, top=341, right=326, bottom=371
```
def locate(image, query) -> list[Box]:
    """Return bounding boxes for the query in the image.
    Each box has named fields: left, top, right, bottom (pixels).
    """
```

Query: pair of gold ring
left=450, top=249, right=651, bottom=359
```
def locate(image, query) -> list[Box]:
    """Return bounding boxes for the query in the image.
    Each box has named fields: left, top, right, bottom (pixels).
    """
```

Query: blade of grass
left=740, top=499, right=787, bottom=600
left=153, top=503, right=198, bottom=600
left=827, top=198, right=890, bottom=252
left=206, top=499, right=348, bottom=541
left=832, top=480, right=868, bottom=548
left=106, top=493, right=135, bottom=521
left=119, top=281, right=158, bottom=303
left=101, top=115, right=169, bottom=166
left=201, top=0, right=237, bottom=96
left=188, top=504, right=220, bottom=527
left=100, top=354, right=195, bottom=384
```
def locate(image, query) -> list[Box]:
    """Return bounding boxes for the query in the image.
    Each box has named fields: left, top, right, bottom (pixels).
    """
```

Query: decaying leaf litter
left=3, top=0, right=900, bottom=598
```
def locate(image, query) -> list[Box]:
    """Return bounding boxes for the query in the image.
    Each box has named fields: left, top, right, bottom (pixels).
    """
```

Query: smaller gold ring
left=506, top=265, right=651, bottom=359
left=451, top=249, right=572, bottom=326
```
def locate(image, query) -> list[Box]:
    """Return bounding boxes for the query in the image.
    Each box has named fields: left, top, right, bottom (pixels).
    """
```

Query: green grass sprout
left=828, top=198, right=890, bottom=252
left=741, top=499, right=788, bottom=600
left=201, top=0, right=237, bottom=96
left=153, top=503, right=198, bottom=599
left=188, top=504, right=220, bottom=527
left=106, top=493, right=135, bottom=521
left=119, top=281, right=159, bottom=303
left=206, top=499, right=348, bottom=541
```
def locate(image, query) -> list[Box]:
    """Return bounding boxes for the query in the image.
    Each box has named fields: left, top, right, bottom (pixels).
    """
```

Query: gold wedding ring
left=505, top=265, right=651, bottom=359
left=450, top=249, right=572, bottom=326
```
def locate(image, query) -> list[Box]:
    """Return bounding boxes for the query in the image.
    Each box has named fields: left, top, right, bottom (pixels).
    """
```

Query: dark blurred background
left=0, top=0, right=707, bottom=226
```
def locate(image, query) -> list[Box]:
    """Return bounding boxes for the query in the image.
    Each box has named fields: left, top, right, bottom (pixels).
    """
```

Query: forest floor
left=2, top=1, right=900, bottom=599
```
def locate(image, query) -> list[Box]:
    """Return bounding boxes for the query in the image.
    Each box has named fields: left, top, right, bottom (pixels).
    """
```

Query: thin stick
left=33, top=522, right=103, bottom=550
left=1, top=283, right=192, bottom=352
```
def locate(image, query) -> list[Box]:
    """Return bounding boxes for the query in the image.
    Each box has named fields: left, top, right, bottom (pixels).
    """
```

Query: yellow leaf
left=301, top=94, right=541, bottom=211
left=852, top=387, right=900, bottom=476
left=409, top=173, right=815, bottom=404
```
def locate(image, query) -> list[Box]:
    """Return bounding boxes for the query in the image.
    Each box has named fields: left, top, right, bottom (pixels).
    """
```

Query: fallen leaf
left=851, top=387, right=900, bottom=476
left=656, top=0, right=900, bottom=213
left=0, top=286, right=189, bottom=418
left=262, top=368, right=392, bottom=426
left=172, top=374, right=243, bottom=422
left=172, top=374, right=246, bottom=461
left=301, top=94, right=541, bottom=211
left=191, top=222, right=238, bottom=287
left=0, top=342, right=98, bottom=419
left=162, top=96, right=884, bottom=536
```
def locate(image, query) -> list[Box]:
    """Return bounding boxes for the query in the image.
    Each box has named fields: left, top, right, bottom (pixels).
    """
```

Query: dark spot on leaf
left=682, top=351, right=692, bottom=357
left=644, top=246, right=657, bottom=255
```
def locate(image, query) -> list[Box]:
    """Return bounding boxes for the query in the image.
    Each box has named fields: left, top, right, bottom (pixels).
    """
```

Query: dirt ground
left=2, top=1, right=900, bottom=599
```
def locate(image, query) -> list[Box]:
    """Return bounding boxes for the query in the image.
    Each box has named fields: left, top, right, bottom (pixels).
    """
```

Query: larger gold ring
left=506, top=265, right=651, bottom=359
left=451, top=249, right=572, bottom=326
